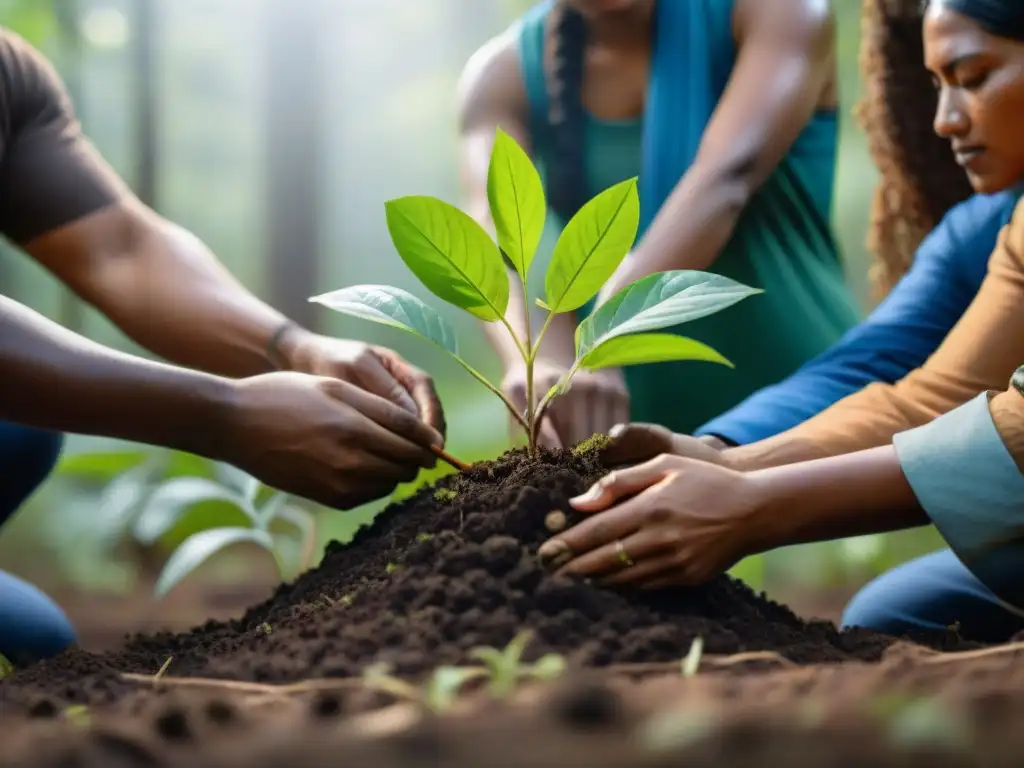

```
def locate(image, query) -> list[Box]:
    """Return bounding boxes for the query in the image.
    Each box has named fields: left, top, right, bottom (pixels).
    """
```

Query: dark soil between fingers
left=0, top=448, right=967, bottom=713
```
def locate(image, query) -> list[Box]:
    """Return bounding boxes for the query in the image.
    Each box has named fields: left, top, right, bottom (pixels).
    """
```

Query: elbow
left=697, top=153, right=759, bottom=219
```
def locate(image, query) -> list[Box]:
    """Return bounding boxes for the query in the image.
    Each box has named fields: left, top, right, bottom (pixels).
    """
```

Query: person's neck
left=586, top=1, right=655, bottom=48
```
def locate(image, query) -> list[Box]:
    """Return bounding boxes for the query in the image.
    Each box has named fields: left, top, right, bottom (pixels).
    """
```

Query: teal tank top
left=515, top=0, right=861, bottom=434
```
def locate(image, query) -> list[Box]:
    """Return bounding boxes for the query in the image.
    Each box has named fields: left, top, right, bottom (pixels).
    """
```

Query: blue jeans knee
left=0, top=570, right=76, bottom=665
left=841, top=548, right=1024, bottom=643
left=0, top=422, right=63, bottom=524
left=0, top=423, right=72, bottom=664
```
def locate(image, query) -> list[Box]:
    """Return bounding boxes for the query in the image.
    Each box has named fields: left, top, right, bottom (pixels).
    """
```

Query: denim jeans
left=0, top=422, right=75, bottom=665
left=842, top=548, right=1024, bottom=643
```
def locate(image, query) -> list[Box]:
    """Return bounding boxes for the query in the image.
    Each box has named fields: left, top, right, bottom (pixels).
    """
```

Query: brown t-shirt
left=0, top=28, right=125, bottom=246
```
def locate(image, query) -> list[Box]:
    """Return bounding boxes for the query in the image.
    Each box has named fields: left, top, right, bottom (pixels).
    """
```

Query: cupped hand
left=599, top=423, right=731, bottom=468
left=218, top=372, right=443, bottom=509
left=537, top=454, right=761, bottom=589
left=502, top=359, right=630, bottom=449
left=285, top=335, right=446, bottom=440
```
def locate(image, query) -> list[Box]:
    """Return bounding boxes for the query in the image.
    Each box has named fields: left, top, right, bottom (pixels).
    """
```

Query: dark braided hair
left=857, top=0, right=974, bottom=300
left=546, top=5, right=589, bottom=222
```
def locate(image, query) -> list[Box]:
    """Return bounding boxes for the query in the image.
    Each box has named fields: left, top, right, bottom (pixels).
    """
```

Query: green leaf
left=256, top=492, right=291, bottom=531
left=488, top=128, right=545, bottom=281
left=155, top=527, right=274, bottom=598
left=576, top=271, right=761, bottom=358
left=384, top=196, right=509, bottom=321
left=94, top=454, right=168, bottom=550
left=530, top=654, right=567, bottom=681
left=580, top=333, right=731, bottom=371
left=311, top=285, right=505, bottom=410
left=310, top=284, right=460, bottom=356
left=544, top=178, right=639, bottom=313
left=133, top=478, right=250, bottom=546
left=426, top=667, right=486, bottom=711
left=215, top=463, right=261, bottom=503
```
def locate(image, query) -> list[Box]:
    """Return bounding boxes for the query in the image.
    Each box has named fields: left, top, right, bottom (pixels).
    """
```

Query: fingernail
left=538, top=539, right=571, bottom=562
left=609, top=424, right=626, bottom=439
left=570, top=484, right=603, bottom=506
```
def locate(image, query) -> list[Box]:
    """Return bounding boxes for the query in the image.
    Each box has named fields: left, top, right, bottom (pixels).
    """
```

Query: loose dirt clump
left=1, top=448, right=962, bottom=712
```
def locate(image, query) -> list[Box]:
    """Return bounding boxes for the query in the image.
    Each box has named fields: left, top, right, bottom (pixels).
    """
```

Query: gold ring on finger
left=615, top=540, right=635, bottom=568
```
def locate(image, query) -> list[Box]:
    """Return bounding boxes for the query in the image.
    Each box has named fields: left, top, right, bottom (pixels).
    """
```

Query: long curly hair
left=857, top=0, right=974, bottom=300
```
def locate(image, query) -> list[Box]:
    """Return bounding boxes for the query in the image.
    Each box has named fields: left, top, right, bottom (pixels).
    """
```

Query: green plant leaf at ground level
left=575, top=271, right=761, bottom=358
left=384, top=196, right=509, bottom=321
left=310, top=284, right=461, bottom=356
left=133, top=478, right=251, bottom=546
left=488, top=128, right=545, bottom=280
left=580, top=333, right=732, bottom=371
left=155, top=527, right=274, bottom=598
left=544, top=178, right=639, bottom=313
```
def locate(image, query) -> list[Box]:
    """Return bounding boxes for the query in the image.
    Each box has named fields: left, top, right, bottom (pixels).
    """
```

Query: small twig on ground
left=920, top=640, right=1024, bottom=665
left=153, top=656, right=174, bottom=681
left=431, top=445, right=472, bottom=472
left=121, top=650, right=803, bottom=696
left=120, top=673, right=369, bottom=696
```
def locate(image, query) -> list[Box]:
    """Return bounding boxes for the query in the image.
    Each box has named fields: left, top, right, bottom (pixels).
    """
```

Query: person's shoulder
left=937, top=189, right=1022, bottom=247
left=457, top=28, right=524, bottom=130
left=0, top=26, right=71, bottom=129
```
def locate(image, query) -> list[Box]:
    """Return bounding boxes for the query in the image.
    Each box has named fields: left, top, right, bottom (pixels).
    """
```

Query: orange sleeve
left=730, top=195, right=1024, bottom=469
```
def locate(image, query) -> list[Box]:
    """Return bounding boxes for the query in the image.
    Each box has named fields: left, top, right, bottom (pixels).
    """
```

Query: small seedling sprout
left=468, top=629, right=566, bottom=700
left=310, top=129, right=761, bottom=456
left=0, top=653, right=13, bottom=680
left=681, top=636, right=704, bottom=678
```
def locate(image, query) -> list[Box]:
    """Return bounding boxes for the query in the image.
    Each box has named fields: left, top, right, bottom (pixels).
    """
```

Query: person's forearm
left=609, top=164, right=748, bottom=289
left=745, top=445, right=928, bottom=554
left=0, top=295, right=235, bottom=458
left=74, top=207, right=312, bottom=378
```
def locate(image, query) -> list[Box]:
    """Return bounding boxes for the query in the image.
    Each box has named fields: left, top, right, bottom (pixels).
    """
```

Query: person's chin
left=967, top=170, right=1018, bottom=196
left=569, top=0, right=636, bottom=17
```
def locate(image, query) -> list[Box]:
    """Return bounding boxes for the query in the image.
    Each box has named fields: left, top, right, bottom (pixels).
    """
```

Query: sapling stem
left=522, top=281, right=536, bottom=456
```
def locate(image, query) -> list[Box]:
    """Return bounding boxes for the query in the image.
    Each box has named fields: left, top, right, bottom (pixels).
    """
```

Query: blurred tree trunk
left=131, top=0, right=159, bottom=208
left=264, top=0, right=323, bottom=331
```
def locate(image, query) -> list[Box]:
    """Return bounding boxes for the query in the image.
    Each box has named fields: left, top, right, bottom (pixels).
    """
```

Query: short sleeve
left=0, top=30, right=127, bottom=245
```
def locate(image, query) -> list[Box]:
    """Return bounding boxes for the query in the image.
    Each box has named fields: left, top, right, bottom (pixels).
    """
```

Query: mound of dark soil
left=0, top=448, right=960, bottom=711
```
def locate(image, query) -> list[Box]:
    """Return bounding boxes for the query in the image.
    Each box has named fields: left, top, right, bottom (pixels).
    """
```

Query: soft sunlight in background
left=0, top=0, right=939, bottom=611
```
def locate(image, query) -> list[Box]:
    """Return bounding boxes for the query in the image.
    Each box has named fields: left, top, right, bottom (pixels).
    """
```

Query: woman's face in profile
left=925, top=3, right=1024, bottom=193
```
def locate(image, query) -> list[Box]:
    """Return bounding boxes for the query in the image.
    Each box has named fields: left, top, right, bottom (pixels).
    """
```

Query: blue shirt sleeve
left=695, top=191, right=1019, bottom=446
left=894, top=392, right=1024, bottom=614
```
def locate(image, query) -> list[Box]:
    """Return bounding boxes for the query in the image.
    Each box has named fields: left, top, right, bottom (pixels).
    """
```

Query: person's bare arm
left=0, top=294, right=232, bottom=456
left=2, top=30, right=314, bottom=379
left=25, top=202, right=305, bottom=378
left=456, top=33, right=576, bottom=369
left=602, top=0, right=836, bottom=296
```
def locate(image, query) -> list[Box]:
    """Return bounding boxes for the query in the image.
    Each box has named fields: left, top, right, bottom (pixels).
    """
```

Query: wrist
left=697, top=434, right=731, bottom=451
left=173, top=374, right=242, bottom=461
left=268, top=322, right=317, bottom=371
left=738, top=467, right=798, bottom=555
